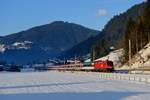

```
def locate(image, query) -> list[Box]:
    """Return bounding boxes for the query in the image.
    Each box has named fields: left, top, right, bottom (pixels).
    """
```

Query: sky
left=0, top=0, right=146, bottom=36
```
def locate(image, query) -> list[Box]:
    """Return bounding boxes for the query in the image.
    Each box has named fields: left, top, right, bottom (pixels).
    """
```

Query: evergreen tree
left=124, top=0, right=150, bottom=62
left=143, top=0, right=150, bottom=42
left=91, top=38, right=109, bottom=60
left=124, top=18, right=135, bottom=61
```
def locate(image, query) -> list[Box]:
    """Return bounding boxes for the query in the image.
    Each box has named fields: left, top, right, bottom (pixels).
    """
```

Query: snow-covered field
left=0, top=71, right=150, bottom=100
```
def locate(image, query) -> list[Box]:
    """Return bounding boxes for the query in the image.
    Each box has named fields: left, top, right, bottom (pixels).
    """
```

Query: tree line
left=124, top=0, right=150, bottom=61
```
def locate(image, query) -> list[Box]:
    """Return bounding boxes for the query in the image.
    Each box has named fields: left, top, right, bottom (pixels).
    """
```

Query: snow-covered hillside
left=95, top=49, right=124, bottom=68
left=0, top=71, right=150, bottom=100
left=122, top=42, right=150, bottom=69
left=0, top=44, right=5, bottom=53
left=0, top=41, right=33, bottom=53
left=12, top=41, right=33, bottom=49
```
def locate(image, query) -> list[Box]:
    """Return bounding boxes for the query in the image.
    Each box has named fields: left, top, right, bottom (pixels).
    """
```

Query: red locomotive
left=93, top=60, right=114, bottom=72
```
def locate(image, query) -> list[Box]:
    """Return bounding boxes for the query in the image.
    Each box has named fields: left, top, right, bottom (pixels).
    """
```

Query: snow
left=95, top=49, right=124, bottom=67
left=12, top=42, right=23, bottom=46
left=11, top=41, right=33, bottom=50
left=20, top=68, right=35, bottom=72
left=12, top=41, right=32, bottom=47
left=0, top=41, right=33, bottom=53
left=0, top=44, right=5, bottom=53
left=24, top=41, right=32, bottom=44
left=84, top=58, right=91, bottom=63
left=122, top=42, right=150, bottom=69
left=0, top=71, right=150, bottom=100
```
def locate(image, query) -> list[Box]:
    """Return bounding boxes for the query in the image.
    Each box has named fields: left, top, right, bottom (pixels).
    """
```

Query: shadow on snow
left=0, top=91, right=147, bottom=100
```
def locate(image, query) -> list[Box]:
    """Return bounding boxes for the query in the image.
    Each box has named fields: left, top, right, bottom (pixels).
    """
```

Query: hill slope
left=92, top=2, right=145, bottom=59
left=121, top=42, right=150, bottom=70
left=62, top=2, right=145, bottom=59
left=0, top=21, right=99, bottom=64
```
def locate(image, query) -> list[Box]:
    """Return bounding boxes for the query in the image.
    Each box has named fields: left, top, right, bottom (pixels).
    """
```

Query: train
left=82, top=59, right=114, bottom=72
left=45, top=58, right=114, bottom=72
left=93, top=60, right=114, bottom=72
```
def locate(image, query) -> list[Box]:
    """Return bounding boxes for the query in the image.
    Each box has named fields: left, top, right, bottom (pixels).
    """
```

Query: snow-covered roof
left=84, top=59, right=91, bottom=63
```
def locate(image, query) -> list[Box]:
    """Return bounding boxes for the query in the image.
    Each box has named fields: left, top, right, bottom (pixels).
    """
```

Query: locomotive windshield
left=107, top=61, right=113, bottom=67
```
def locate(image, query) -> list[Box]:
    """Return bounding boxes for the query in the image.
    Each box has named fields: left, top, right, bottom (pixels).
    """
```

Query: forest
left=124, top=0, right=150, bottom=61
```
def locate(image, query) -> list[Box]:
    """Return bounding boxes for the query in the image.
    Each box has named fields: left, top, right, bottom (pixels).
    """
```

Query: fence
left=53, top=70, right=150, bottom=84
left=99, top=73, right=150, bottom=84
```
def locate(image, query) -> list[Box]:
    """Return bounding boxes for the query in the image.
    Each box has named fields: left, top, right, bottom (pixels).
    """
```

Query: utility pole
left=92, top=48, right=95, bottom=62
left=129, top=39, right=132, bottom=71
left=75, top=55, right=76, bottom=67
left=64, top=57, right=66, bottom=65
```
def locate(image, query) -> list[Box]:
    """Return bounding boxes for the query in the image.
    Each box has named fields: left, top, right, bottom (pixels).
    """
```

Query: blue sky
left=0, top=0, right=146, bottom=36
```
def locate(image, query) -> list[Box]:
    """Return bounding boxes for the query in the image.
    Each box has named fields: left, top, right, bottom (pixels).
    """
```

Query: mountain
left=92, top=2, right=146, bottom=59
left=124, top=0, right=150, bottom=62
left=59, top=31, right=105, bottom=59
left=0, top=21, right=99, bottom=64
left=0, top=2, right=146, bottom=64
left=62, top=2, right=146, bottom=59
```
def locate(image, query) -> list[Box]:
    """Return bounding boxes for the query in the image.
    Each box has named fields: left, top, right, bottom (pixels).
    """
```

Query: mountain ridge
left=0, top=21, right=99, bottom=64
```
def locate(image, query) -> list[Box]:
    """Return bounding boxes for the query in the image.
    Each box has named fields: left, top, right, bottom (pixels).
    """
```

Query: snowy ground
left=0, top=71, right=150, bottom=100
left=122, top=42, right=150, bottom=70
